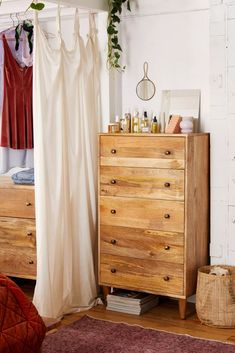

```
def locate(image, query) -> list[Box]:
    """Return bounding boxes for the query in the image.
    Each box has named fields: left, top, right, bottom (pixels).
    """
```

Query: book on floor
left=106, top=290, right=159, bottom=315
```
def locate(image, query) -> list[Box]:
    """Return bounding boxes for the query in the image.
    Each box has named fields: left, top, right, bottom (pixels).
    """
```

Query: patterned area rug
left=42, top=315, right=235, bottom=353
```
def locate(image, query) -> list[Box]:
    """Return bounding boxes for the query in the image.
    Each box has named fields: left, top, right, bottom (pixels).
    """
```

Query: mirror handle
left=143, top=61, right=148, bottom=78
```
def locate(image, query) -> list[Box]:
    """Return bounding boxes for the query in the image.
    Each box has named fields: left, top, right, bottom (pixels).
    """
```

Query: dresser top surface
left=0, top=176, right=34, bottom=190
left=99, top=133, right=209, bottom=137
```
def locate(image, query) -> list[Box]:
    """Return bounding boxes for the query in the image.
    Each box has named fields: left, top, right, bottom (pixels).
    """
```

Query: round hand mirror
left=136, top=62, right=156, bottom=101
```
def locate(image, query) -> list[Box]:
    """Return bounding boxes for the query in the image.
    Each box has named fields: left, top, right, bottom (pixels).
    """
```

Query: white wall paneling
left=228, top=206, right=235, bottom=264
left=210, top=4, right=226, bottom=21
left=210, top=36, right=226, bottom=107
left=211, top=0, right=223, bottom=4
left=123, top=0, right=209, bottom=17
left=210, top=200, right=228, bottom=263
left=227, top=4, right=235, bottom=18
left=210, top=121, right=228, bottom=188
left=228, top=67, right=235, bottom=113
left=209, top=0, right=235, bottom=264
left=228, top=115, right=235, bottom=205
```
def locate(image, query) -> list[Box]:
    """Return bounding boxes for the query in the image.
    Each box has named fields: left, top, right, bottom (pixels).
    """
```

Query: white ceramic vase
left=180, top=117, right=194, bottom=133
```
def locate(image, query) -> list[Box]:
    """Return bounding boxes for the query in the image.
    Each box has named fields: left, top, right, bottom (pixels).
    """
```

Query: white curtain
left=33, top=8, right=100, bottom=319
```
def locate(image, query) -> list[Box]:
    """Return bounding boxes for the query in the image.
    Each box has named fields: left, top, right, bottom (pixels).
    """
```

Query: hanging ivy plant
left=26, top=1, right=45, bottom=11
left=107, top=0, right=131, bottom=71
left=30, top=2, right=45, bottom=11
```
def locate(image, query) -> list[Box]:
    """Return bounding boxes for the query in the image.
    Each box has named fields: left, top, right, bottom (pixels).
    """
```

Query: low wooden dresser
left=0, top=176, right=36, bottom=279
left=98, top=133, right=209, bottom=319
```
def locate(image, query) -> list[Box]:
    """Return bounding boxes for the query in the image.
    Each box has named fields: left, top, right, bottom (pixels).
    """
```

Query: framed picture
left=160, top=89, right=201, bottom=132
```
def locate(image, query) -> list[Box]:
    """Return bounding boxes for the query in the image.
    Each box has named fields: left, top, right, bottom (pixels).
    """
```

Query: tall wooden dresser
left=98, top=133, right=209, bottom=319
left=0, top=176, right=36, bottom=279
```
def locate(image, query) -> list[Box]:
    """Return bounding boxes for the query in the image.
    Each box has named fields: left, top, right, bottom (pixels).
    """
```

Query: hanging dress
left=0, top=34, right=33, bottom=149
left=33, top=8, right=99, bottom=319
left=0, top=29, right=34, bottom=174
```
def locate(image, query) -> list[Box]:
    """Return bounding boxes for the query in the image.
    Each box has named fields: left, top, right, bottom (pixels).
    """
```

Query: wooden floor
left=15, top=278, right=235, bottom=345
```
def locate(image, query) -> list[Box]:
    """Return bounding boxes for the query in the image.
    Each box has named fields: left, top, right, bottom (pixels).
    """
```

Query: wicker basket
left=196, top=265, right=235, bottom=327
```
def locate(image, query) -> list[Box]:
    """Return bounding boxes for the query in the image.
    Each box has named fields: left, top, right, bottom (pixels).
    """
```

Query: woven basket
left=196, top=265, right=235, bottom=327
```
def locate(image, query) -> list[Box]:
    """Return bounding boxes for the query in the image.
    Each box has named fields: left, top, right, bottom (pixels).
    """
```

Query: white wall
left=209, top=0, right=235, bottom=265
left=113, top=0, right=210, bottom=125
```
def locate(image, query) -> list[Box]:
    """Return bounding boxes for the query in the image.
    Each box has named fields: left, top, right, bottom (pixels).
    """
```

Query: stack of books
left=106, top=290, right=159, bottom=315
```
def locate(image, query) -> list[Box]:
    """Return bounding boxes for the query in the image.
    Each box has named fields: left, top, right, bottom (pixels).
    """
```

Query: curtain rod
left=0, top=6, right=97, bottom=20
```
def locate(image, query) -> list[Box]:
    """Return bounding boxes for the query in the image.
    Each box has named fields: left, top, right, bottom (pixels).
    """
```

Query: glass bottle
left=132, top=111, right=140, bottom=133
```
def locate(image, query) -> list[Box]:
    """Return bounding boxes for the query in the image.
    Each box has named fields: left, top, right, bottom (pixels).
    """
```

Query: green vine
left=107, top=0, right=131, bottom=71
left=30, top=2, right=45, bottom=11
left=27, top=2, right=45, bottom=11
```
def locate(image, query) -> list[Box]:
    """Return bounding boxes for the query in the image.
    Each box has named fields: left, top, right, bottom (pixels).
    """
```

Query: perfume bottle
left=141, top=111, right=150, bottom=133
left=124, top=111, right=131, bottom=133
left=119, top=115, right=126, bottom=133
left=132, top=111, right=140, bottom=133
left=151, top=116, right=158, bottom=133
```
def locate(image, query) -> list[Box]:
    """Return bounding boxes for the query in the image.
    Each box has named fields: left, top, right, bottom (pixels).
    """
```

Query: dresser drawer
left=100, top=225, right=184, bottom=264
left=100, top=135, right=185, bottom=169
left=100, top=196, right=184, bottom=233
left=0, top=217, right=36, bottom=248
left=0, top=245, right=36, bottom=279
left=0, top=189, right=35, bottom=218
left=100, top=166, right=184, bottom=201
left=100, top=254, right=184, bottom=296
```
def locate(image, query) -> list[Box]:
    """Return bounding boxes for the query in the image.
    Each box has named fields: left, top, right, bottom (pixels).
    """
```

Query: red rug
left=42, top=315, right=235, bottom=353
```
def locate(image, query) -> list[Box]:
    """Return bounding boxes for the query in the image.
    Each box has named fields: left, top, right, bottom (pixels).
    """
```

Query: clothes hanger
left=10, top=13, right=16, bottom=27
left=0, top=14, right=23, bottom=41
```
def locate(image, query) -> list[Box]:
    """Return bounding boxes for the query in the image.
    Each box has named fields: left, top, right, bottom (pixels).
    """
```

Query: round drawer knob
left=164, top=182, right=170, bottom=188
left=164, top=214, right=170, bottom=219
left=111, top=149, right=116, bottom=154
left=29, top=260, right=34, bottom=265
left=164, top=245, right=170, bottom=250
left=111, top=268, right=116, bottom=273
left=26, top=202, right=32, bottom=206
left=111, top=239, right=117, bottom=245
left=164, top=150, right=171, bottom=155
left=27, top=232, right=33, bottom=236
left=163, top=276, right=170, bottom=281
left=111, top=209, right=116, bottom=214
left=111, top=179, right=116, bottom=184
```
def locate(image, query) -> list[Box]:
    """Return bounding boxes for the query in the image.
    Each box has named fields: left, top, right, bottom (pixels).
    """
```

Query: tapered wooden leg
left=102, top=286, right=111, bottom=304
left=178, top=298, right=187, bottom=319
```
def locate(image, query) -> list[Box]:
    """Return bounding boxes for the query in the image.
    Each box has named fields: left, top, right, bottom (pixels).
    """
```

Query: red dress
left=0, top=34, right=33, bottom=149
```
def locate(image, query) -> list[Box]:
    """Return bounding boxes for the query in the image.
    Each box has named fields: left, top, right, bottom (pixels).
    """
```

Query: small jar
left=180, top=117, right=194, bottom=133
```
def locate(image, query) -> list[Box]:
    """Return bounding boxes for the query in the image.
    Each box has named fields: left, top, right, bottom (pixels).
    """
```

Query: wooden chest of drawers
left=0, top=176, right=36, bottom=279
left=98, top=133, right=209, bottom=319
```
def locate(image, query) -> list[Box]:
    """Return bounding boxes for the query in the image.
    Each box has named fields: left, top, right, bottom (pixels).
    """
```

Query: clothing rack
left=0, top=6, right=96, bottom=24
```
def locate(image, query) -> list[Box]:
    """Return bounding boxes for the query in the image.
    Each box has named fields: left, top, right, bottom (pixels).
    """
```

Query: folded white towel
left=209, top=266, right=230, bottom=276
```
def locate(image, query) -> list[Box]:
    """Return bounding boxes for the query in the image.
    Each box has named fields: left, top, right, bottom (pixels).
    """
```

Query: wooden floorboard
left=15, top=278, right=235, bottom=344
